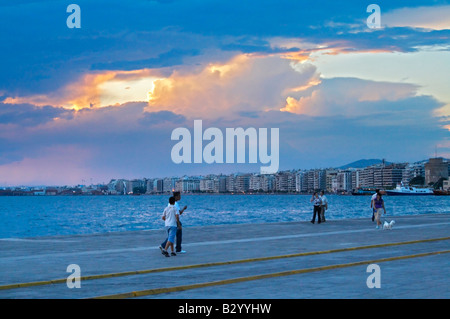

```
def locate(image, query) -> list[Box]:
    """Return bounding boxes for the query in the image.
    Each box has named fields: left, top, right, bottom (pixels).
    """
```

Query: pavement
left=0, top=213, right=449, bottom=299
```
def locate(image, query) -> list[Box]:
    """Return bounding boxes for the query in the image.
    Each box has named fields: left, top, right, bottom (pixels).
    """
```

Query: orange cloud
left=146, top=54, right=251, bottom=117
left=4, top=69, right=158, bottom=111
left=280, top=90, right=322, bottom=115
left=280, top=50, right=311, bottom=63
left=286, top=79, right=321, bottom=93
left=280, top=78, right=419, bottom=116
left=146, top=53, right=319, bottom=118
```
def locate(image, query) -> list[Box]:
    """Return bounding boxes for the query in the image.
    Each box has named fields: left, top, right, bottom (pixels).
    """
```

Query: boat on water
left=351, top=189, right=374, bottom=196
left=433, top=190, right=450, bottom=195
left=385, top=183, right=434, bottom=196
left=351, top=188, right=386, bottom=196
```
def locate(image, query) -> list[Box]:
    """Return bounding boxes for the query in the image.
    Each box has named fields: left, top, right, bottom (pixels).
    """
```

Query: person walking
left=160, top=191, right=187, bottom=253
left=160, top=196, right=180, bottom=257
left=319, top=190, right=328, bottom=223
left=373, top=193, right=386, bottom=229
left=310, top=192, right=322, bottom=224
left=370, top=189, right=380, bottom=222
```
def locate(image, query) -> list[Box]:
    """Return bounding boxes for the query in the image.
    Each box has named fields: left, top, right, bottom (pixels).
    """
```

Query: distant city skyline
left=0, top=1, right=449, bottom=186
left=2, top=157, right=448, bottom=189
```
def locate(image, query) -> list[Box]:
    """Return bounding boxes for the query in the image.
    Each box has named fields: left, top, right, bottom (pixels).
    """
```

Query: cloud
left=0, top=103, right=73, bottom=126
left=280, top=78, right=420, bottom=116
left=146, top=53, right=319, bottom=119
left=0, top=85, right=447, bottom=185
left=254, top=94, right=448, bottom=170
left=1, top=1, right=449, bottom=185
left=0, top=101, right=191, bottom=184
left=1, top=0, right=448, bottom=104
left=383, top=5, right=450, bottom=30
left=138, top=110, right=186, bottom=126
left=91, top=49, right=201, bottom=71
left=3, top=69, right=160, bottom=110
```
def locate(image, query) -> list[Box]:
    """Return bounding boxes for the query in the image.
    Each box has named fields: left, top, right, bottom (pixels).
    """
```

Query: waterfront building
left=108, top=179, right=128, bottom=194
left=200, top=177, right=215, bottom=193
left=313, top=169, right=326, bottom=191
left=351, top=169, right=361, bottom=190
left=154, top=179, right=164, bottom=193
left=180, top=177, right=200, bottom=192
left=325, top=169, right=338, bottom=193
left=306, top=170, right=315, bottom=192
left=295, top=171, right=306, bottom=193
left=163, top=177, right=178, bottom=193
left=374, top=164, right=405, bottom=188
left=214, top=175, right=228, bottom=193
left=261, top=174, right=275, bottom=192
left=402, top=163, right=425, bottom=185
left=360, top=166, right=375, bottom=188
left=249, top=174, right=263, bottom=192
left=359, top=163, right=405, bottom=188
left=274, top=171, right=296, bottom=192
left=425, top=157, right=449, bottom=185
left=443, top=179, right=450, bottom=191
left=336, top=171, right=352, bottom=193
left=235, top=173, right=251, bottom=193
left=226, top=174, right=236, bottom=192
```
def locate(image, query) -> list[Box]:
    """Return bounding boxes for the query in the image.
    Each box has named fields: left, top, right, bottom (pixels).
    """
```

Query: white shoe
left=177, top=250, right=186, bottom=254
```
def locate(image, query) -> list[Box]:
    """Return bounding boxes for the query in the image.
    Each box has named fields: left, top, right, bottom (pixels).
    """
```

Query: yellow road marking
left=1, top=236, right=449, bottom=291
left=91, top=250, right=450, bottom=299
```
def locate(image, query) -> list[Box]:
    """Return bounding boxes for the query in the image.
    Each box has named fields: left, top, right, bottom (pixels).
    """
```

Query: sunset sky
left=0, top=0, right=449, bottom=186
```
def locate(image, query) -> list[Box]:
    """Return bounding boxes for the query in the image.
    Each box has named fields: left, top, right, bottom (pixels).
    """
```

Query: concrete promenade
left=0, top=213, right=449, bottom=299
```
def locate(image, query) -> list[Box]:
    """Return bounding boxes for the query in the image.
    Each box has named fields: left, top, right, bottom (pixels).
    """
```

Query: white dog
left=383, top=220, right=396, bottom=230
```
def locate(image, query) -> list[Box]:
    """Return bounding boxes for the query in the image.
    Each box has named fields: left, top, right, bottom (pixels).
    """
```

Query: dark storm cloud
left=0, top=103, right=73, bottom=126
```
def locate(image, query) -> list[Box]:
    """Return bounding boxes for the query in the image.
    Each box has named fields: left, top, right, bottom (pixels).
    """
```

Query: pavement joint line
left=1, top=236, right=449, bottom=291
left=2, top=221, right=449, bottom=262
left=90, top=249, right=450, bottom=299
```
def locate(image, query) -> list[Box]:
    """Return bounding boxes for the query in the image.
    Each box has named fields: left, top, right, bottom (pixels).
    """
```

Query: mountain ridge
left=337, top=159, right=391, bottom=169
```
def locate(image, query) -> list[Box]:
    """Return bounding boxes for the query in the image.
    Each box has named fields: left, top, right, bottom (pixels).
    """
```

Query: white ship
left=385, top=182, right=434, bottom=196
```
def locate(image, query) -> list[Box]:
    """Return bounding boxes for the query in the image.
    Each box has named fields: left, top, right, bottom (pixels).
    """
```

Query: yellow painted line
left=91, top=249, right=450, bottom=299
left=1, top=236, right=449, bottom=291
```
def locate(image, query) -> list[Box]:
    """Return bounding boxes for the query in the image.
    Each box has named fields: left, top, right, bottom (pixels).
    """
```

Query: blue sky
left=0, top=0, right=449, bottom=185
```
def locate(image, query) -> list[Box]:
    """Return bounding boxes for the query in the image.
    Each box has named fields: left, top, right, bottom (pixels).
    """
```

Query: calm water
left=0, top=194, right=448, bottom=238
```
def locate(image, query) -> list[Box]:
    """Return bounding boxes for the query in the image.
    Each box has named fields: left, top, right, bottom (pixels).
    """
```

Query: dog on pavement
left=383, top=220, right=395, bottom=230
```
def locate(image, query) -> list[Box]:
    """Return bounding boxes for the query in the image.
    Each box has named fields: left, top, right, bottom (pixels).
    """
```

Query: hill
left=337, top=159, right=392, bottom=169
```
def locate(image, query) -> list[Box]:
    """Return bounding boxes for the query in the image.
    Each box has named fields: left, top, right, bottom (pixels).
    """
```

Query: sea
left=0, top=194, right=448, bottom=239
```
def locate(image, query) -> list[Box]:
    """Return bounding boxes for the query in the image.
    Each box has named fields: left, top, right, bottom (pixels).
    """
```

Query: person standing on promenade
left=319, top=190, right=328, bottom=223
left=160, top=196, right=180, bottom=257
left=373, top=193, right=386, bottom=229
left=310, top=192, right=322, bottom=224
left=370, top=189, right=380, bottom=222
left=160, top=191, right=187, bottom=253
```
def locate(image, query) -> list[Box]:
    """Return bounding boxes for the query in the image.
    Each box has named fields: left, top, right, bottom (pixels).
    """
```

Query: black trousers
left=311, top=206, right=321, bottom=223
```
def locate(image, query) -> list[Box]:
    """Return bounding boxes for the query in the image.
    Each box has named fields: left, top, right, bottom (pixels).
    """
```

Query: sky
left=0, top=0, right=449, bottom=186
